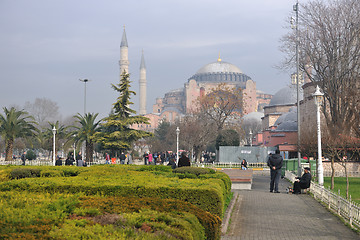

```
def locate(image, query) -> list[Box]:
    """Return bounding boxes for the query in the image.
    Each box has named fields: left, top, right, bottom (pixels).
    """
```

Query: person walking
left=268, top=149, right=283, bottom=193
left=143, top=152, right=149, bottom=165
left=127, top=152, right=133, bottom=164
left=105, top=153, right=110, bottom=164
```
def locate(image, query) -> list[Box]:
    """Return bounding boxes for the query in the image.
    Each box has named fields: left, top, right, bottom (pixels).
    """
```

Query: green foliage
left=40, top=169, right=63, bottom=177
left=324, top=177, right=360, bottom=203
left=0, top=191, right=78, bottom=239
left=25, top=149, right=36, bottom=160
left=0, top=107, right=38, bottom=161
left=173, top=166, right=215, bottom=176
left=0, top=165, right=229, bottom=239
left=61, top=168, right=80, bottom=177
left=94, top=72, right=153, bottom=154
left=70, top=113, right=100, bottom=162
left=10, top=168, right=41, bottom=179
left=79, top=195, right=221, bottom=239
left=216, top=129, right=240, bottom=150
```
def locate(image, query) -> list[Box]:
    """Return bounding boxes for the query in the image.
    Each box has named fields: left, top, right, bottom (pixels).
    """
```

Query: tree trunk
left=345, top=161, right=349, bottom=200
left=86, top=140, right=94, bottom=162
left=331, top=158, right=335, bottom=190
left=5, top=138, right=14, bottom=161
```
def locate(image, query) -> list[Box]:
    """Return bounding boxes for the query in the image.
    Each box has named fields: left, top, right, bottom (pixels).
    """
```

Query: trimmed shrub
left=62, top=168, right=80, bottom=177
left=40, top=170, right=63, bottom=178
left=10, top=168, right=40, bottom=179
left=79, top=195, right=220, bottom=240
left=173, top=166, right=215, bottom=176
left=25, top=150, right=36, bottom=160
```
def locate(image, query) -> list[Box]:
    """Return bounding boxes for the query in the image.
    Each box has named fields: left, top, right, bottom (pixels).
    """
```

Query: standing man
left=119, top=152, right=126, bottom=164
left=21, top=151, right=26, bottom=165
left=268, top=149, right=283, bottom=193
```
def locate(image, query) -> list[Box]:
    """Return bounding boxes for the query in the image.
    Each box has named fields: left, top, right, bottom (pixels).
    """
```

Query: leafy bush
left=10, top=168, right=40, bottom=179
left=62, top=168, right=80, bottom=177
left=0, top=165, right=227, bottom=218
left=41, top=170, right=63, bottom=178
left=79, top=195, right=221, bottom=239
left=173, top=166, right=215, bottom=176
left=25, top=150, right=36, bottom=160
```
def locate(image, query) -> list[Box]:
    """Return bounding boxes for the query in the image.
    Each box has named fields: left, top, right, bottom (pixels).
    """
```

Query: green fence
left=281, top=159, right=316, bottom=177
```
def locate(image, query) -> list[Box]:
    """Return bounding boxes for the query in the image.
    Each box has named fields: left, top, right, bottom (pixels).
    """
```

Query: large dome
left=196, top=61, right=243, bottom=74
left=188, top=59, right=251, bottom=84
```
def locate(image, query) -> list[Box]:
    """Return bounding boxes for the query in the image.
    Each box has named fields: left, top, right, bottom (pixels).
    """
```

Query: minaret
left=139, top=50, right=147, bottom=115
left=119, top=26, right=129, bottom=77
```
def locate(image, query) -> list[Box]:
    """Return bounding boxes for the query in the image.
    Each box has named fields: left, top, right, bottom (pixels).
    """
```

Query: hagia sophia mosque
left=120, top=28, right=319, bottom=158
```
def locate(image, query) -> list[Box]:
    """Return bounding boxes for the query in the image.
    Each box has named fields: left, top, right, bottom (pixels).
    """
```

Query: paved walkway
left=222, top=170, right=360, bottom=240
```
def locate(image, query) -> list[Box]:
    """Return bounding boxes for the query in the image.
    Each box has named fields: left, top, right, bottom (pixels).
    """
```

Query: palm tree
left=70, top=113, right=100, bottom=163
left=0, top=107, right=38, bottom=161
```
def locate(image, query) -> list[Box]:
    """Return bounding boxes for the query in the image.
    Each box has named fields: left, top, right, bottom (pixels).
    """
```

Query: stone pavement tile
left=222, top=172, right=360, bottom=240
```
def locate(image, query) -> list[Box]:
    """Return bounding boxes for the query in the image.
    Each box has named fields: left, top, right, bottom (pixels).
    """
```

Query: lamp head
left=312, top=85, right=324, bottom=103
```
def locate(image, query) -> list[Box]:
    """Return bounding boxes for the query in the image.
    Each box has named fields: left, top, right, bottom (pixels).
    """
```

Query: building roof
left=196, top=60, right=243, bottom=74
left=188, top=59, right=251, bottom=84
left=274, top=107, right=298, bottom=131
left=269, top=84, right=303, bottom=106
left=120, top=28, right=128, bottom=47
left=242, top=111, right=264, bottom=123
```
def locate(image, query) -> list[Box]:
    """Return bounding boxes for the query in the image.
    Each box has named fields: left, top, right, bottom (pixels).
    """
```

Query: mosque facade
left=119, top=28, right=272, bottom=132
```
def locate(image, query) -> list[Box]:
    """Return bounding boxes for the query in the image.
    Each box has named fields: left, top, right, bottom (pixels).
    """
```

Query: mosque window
left=200, top=87, right=205, bottom=98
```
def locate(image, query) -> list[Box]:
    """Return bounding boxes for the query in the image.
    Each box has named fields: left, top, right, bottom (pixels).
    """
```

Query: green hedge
left=78, top=195, right=221, bottom=239
left=0, top=191, right=209, bottom=240
left=0, top=165, right=228, bottom=218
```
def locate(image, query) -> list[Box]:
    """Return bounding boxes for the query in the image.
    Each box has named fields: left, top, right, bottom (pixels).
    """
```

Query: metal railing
left=285, top=170, right=360, bottom=230
left=196, top=162, right=268, bottom=168
left=310, top=182, right=360, bottom=230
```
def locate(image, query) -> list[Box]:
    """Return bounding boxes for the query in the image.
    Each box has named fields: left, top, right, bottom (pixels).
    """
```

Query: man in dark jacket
left=268, top=149, right=283, bottom=193
left=178, top=152, right=190, bottom=168
left=293, top=167, right=312, bottom=194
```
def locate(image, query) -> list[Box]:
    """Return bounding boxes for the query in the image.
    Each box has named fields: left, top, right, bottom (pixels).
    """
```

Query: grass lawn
left=323, top=177, right=360, bottom=204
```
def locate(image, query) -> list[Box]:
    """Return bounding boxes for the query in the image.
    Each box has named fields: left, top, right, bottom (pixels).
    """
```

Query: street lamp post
left=52, top=126, right=56, bottom=166
left=313, top=85, right=324, bottom=185
left=249, top=129, right=253, bottom=147
left=73, top=135, right=76, bottom=166
left=292, top=0, right=302, bottom=177
left=79, top=79, right=89, bottom=114
left=176, top=127, right=180, bottom=165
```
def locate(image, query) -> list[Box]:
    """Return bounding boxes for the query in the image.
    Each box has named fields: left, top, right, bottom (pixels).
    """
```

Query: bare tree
left=281, top=0, right=360, bottom=137
left=24, top=98, right=61, bottom=128
left=178, top=114, right=216, bottom=162
left=197, top=83, right=244, bottom=133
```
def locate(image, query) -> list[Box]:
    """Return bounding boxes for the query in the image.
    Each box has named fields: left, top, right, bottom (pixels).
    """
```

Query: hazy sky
left=0, top=0, right=304, bottom=119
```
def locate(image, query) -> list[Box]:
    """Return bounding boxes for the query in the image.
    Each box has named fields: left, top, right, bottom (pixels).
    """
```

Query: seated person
left=293, top=167, right=312, bottom=194
left=177, top=152, right=190, bottom=168
left=55, top=157, right=63, bottom=166
left=241, top=159, right=248, bottom=170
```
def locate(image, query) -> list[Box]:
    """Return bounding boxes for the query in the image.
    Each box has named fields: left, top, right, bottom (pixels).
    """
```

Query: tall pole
left=52, top=126, right=56, bottom=166
left=313, top=86, right=324, bottom=185
left=176, top=127, right=180, bottom=165
left=294, top=1, right=302, bottom=177
left=79, top=79, right=89, bottom=114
